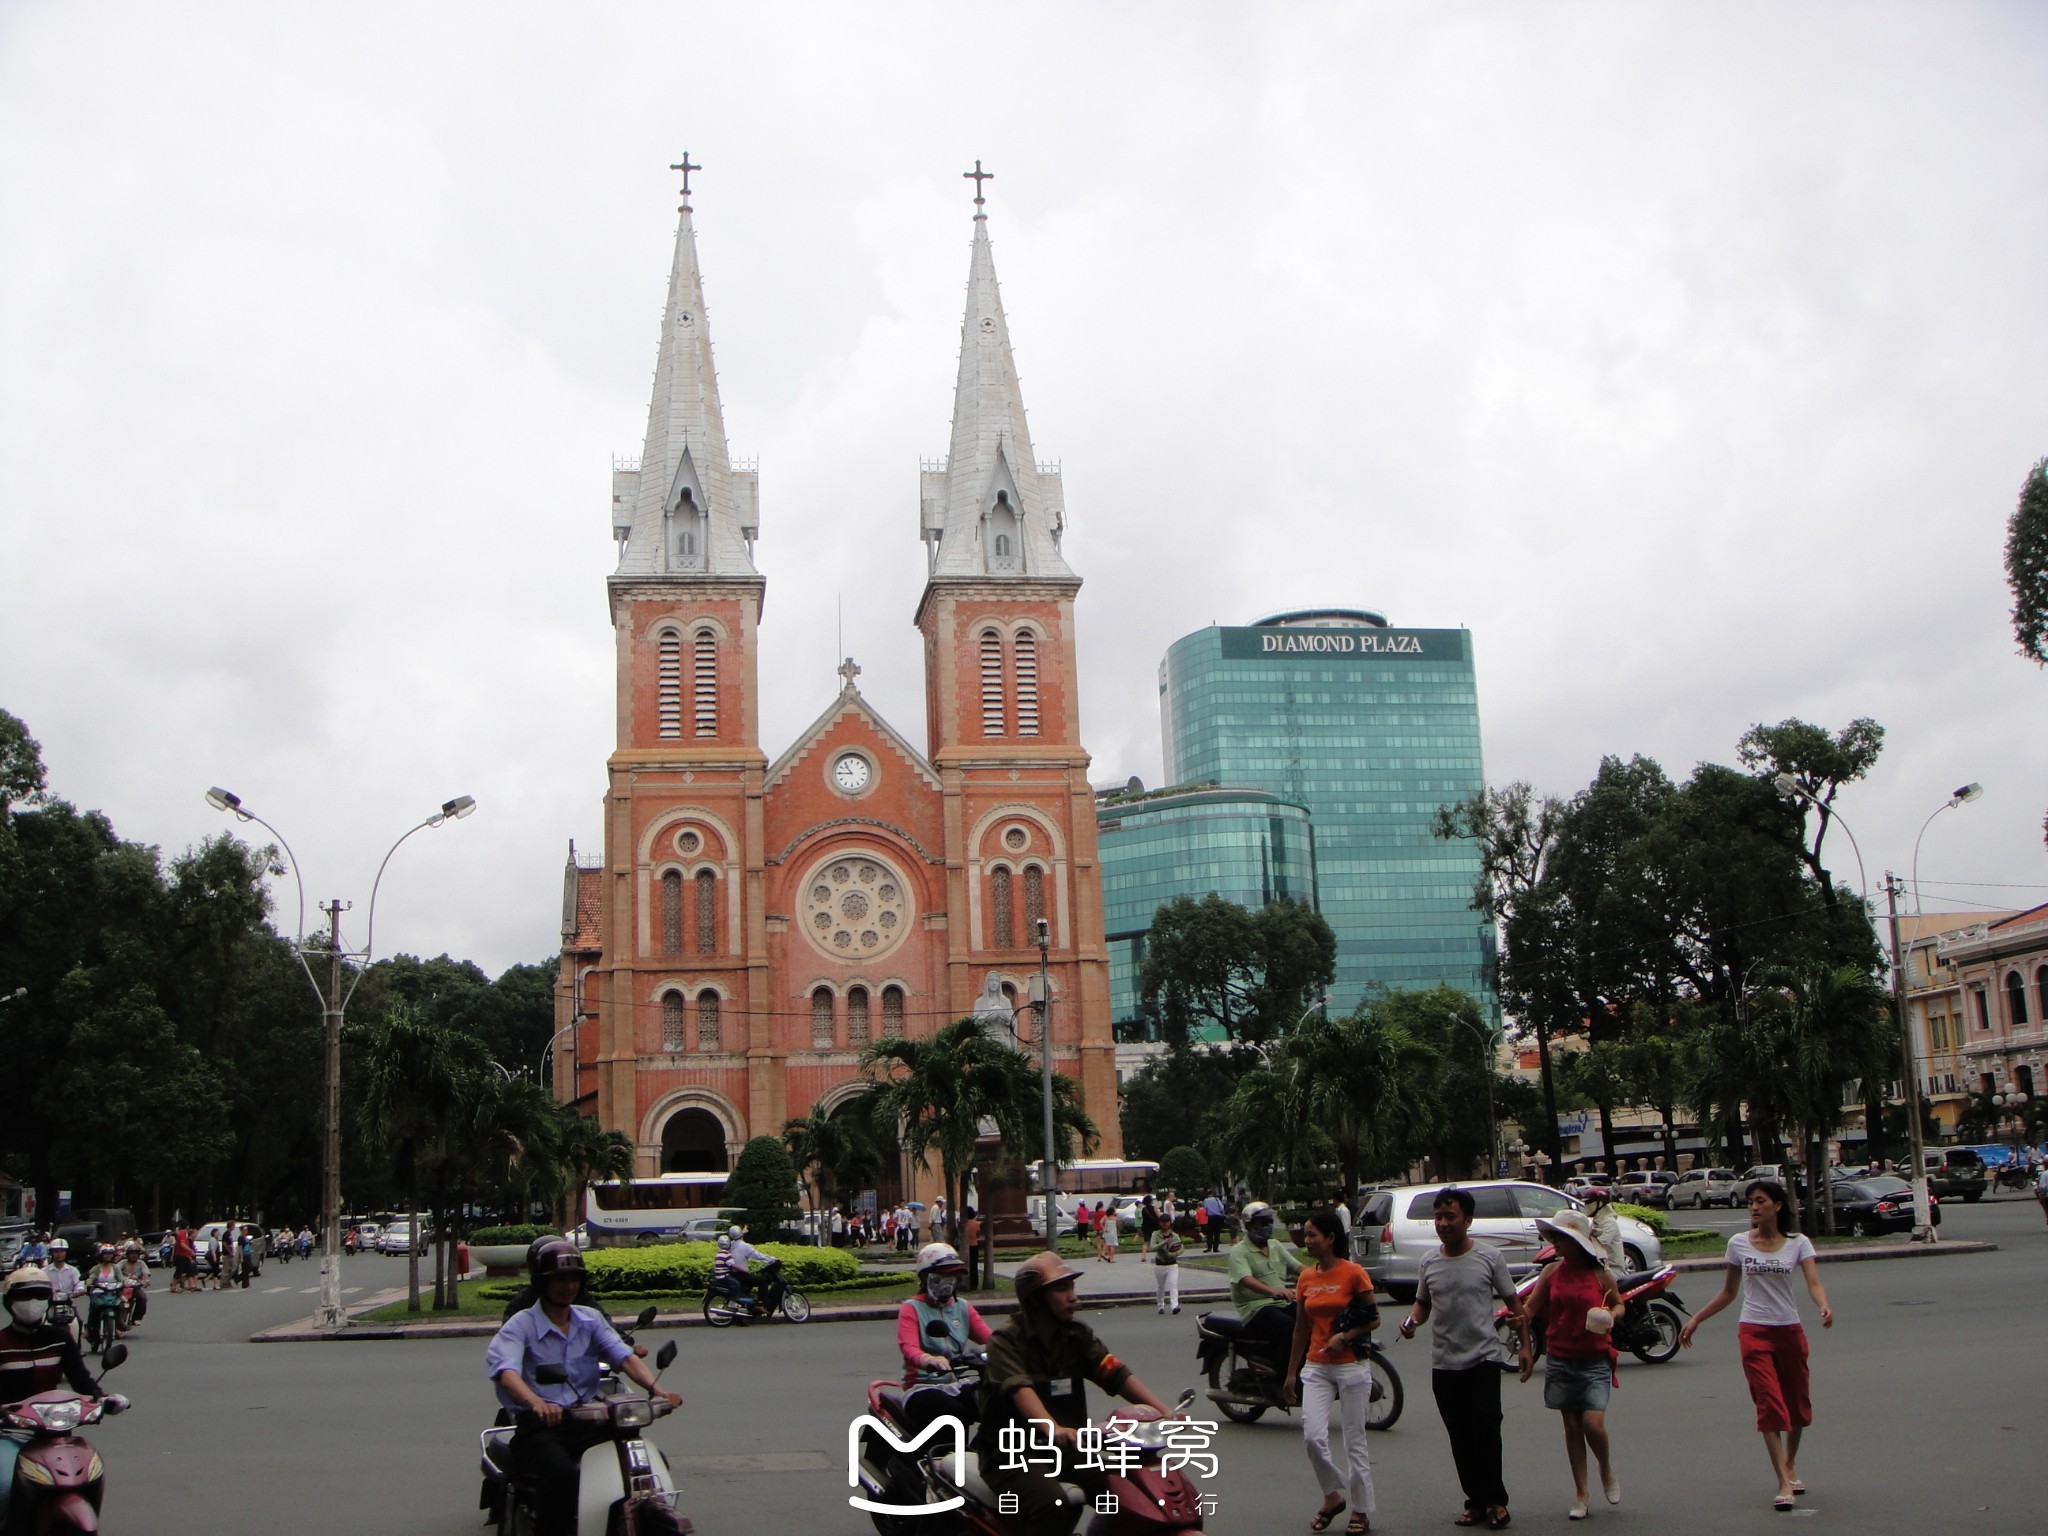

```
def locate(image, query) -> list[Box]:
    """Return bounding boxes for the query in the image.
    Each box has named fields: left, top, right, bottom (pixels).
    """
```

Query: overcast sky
left=4, top=3, right=2045, bottom=977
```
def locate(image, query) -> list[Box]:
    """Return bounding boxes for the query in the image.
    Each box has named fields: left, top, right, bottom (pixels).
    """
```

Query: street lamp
left=1992, top=1083, right=2030, bottom=1164
left=1452, top=1012, right=1503, bottom=1176
left=1033, top=918, right=1057, bottom=1254
left=1911, top=783, right=1984, bottom=915
left=205, top=786, right=476, bottom=1330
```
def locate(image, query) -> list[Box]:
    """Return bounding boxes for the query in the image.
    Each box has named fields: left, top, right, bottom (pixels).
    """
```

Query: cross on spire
left=837, top=656, right=862, bottom=690
left=963, top=159, right=993, bottom=215
left=670, top=152, right=701, bottom=203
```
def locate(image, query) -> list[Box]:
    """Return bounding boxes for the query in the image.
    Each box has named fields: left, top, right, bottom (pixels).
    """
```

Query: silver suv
left=1358, top=1180, right=1664, bottom=1302
left=1669, top=1168, right=1739, bottom=1209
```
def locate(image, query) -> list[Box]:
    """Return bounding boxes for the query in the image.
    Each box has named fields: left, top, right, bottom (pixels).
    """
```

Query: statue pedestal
left=975, top=1132, right=1035, bottom=1242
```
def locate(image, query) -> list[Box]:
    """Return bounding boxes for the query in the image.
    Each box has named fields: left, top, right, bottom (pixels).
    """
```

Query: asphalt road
left=78, top=1199, right=2044, bottom=1535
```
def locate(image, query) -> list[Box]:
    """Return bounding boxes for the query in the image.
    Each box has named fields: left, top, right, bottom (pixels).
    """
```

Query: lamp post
left=1992, top=1083, right=2030, bottom=1167
left=1454, top=1013, right=1503, bottom=1176
left=1910, top=784, right=1984, bottom=915
left=204, top=787, right=476, bottom=1330
left=1033, top=918, right=1057, bottom=1254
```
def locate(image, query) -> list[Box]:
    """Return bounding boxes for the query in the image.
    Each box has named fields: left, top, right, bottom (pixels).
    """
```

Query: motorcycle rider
left=977, top=1251, right=1182, bottom=1536
left=721, top=1226, right=780, bottom=1317
left=897, top=1243, right=993, bottom=1386
left=115, top=1244, right=150, bottom=1330
left=84, top=1247, right=126, bottom=1348
left=484, top=1242, right=679, bottom=1536
left=43, top=1240, right=81, bottom=1307
left=1581, top=1187, right=1625, bottom=1273
left=1227, top=1200, right=1304, bottom=1354
left=0, top=1267, right=114, bottom=1525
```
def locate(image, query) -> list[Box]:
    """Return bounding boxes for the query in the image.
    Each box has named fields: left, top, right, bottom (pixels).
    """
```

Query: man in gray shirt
left=1400, top=1187, right=1525, bottom=1529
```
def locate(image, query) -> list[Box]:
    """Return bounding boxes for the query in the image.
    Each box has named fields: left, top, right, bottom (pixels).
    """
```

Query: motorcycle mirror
left=1174, top=1387, right=1196, bottom=1412
left=99, top=1343, right=129, bottom=1374
left=655, top=1340, right=678, bottom=1371
left=634, top=1305, right=657, bottom=1331
left=533, top=1363, right=569, bottom=1386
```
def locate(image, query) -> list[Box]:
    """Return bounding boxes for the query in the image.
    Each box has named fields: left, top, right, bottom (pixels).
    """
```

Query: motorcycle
left=923, top=1387, right=1208, bottom=1536
left=701, top=1258, right=810, bottom=1327
left=479, top=1337, right=688, bottom=1536
left=82, top=1278, right=132, bottom=1359
left=1494, top=1246, right=1688, bottom=1365
left=1194, top=1312, right=1404, bottom=1430
left=854, top=1321, right=987, bottom=1536
left=3, top=1341, right=130, bottom=1535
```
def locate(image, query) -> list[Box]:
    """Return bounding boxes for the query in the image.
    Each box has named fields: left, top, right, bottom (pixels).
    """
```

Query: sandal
left=1345, top=1519, right=1370, bottom=1535
left=1789, top=1480, right=1806, bottom=1496
left=1309, top=1503, right=1345, bottom=1532
left=1454, top=1515, right=1481, bottom=1528
left=1486, top=1511, right=1513, bottom=1531
left=1773, top=1494, right=1795, bottom=1512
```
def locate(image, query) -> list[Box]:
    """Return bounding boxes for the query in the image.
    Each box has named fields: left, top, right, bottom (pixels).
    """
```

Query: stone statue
left=972, top=971, right=1012, bottom=1030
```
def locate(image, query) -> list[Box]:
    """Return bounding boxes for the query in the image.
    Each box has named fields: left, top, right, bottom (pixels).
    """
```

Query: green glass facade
left=1159, top=611, right=1495, bottom=1020
left=1096, top=786, right=1317, bottom=1035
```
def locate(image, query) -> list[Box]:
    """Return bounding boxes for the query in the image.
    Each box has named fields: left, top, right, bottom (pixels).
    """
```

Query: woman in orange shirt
left=1284, top=1208, right=1379, bottom=1534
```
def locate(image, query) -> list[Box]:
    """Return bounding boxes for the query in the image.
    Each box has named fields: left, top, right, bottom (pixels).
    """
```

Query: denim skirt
left=1543, top=1353, right=1612, bottom=1413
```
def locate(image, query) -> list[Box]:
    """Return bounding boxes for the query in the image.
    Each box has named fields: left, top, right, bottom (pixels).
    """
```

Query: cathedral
left=555, top=167, right=1122, bottom=1185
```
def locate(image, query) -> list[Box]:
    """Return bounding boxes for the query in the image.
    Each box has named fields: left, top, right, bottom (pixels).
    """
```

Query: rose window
left=798, top=850, right=914, bottom=963
left=1004, top=826, right=1028, bottom=851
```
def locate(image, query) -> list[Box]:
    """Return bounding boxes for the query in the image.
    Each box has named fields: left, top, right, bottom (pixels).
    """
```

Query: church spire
left=919, top=173, right=1074, bottom=584
left=613, top=158, right=760, bottom=579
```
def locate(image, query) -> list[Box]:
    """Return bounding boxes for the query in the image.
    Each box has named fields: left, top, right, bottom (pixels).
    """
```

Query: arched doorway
left=661, top=1108, right=730, bottom=1173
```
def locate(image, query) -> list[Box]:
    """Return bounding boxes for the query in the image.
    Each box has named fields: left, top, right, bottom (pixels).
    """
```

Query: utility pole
left=318, top=898, right=349, bottom=1329
left=1885, top=874, right=1936, bottom=1242
left=1034, top=918, right=1057, bottom=1253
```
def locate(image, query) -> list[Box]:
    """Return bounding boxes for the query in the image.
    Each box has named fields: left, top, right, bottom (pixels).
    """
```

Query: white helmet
left=4, top=1266, right=52, bottom=1329
left=915, top=1242, right=966, bottom=1278
left=728, top=1225, right=744, bottom=1241
left=716, top=1234, right=732, bottom=1252
left=1241, top=1201, right=1276, bottom=1231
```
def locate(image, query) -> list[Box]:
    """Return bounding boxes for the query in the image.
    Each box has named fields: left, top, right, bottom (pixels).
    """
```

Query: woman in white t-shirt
left=1678, top=1180, right=1834, bottom=1511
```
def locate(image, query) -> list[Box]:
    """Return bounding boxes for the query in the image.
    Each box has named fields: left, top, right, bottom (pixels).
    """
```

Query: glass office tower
left=1096, top=784, right=1317, bottom=1036
left=1160, top=607, right=1494, bottom=1019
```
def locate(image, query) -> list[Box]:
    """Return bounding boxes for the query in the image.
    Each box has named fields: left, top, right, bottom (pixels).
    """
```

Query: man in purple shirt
left=485, top=1243, right=679, bottom=1535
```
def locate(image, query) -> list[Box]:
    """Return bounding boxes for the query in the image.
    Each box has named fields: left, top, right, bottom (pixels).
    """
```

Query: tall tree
left=2006, top=455, right=2048, bottom=847
left=1735, top=717, right=1885, bottom=915
left=1138, top=895, right=1336, bottom=1047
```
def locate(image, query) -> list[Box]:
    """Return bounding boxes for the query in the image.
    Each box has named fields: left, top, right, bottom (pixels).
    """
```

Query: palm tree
left=356, top=1006, right=471, bottom=1312
left=784, top=1110, right=852, bottom=1243
left=557, top=1111, right=635, bottom=1230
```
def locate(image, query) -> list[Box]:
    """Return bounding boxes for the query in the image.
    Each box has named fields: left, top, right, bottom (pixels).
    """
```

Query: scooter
left=1494, top=1245, right=1688, bottom=1365
left=479, top=1338, right=689, bottom=1536
left=3, top=1341, right=130, bottom=1535
left=923, top=1388, right=1208, bottom=1536
left=82, top=1278, right=131, bottom=1358
left=701, top=1259, right=811, bottom=1327
left=1194, top=1312, right=1404, bottom=1429
left=854, top=1322, right=987, bottom=1536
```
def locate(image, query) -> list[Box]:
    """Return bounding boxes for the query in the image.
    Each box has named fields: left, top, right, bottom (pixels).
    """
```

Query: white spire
left=614, top=167, right=759, bottom=579
left=919, top=198, right=1073, bottom=582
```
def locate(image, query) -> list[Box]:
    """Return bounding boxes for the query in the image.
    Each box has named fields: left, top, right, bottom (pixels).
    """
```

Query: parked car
left=1614, top=1172, right=1677, bottom=1208
left=1669, top=1168, right=1740, bottom=1209
left=354, top=1222, right=383, bottom=1251
left=1735, top=1164, right=1796, bottom=1202
left=1360, top=1180, right=1665, bottom=1303
left=1827, top=1176, right=1940, bottom=1237
left=1921, top=1148, right=1987, bottom=1203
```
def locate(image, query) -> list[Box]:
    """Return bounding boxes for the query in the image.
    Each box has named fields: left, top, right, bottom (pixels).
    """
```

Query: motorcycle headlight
left=39, top=1401, right=82, bottom=1433
left=87, top=1453, right=104, bottom=1481
left=16, top=1457, right=54, bottom=1486
left=613, top=1400, right=653, bottom=1429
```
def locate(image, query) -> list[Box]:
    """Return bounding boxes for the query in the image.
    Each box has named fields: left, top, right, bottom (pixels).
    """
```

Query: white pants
left=1300, top=1359, right=1375, bottom=1515
left=1153, top=1263, right=1180, bottom=1310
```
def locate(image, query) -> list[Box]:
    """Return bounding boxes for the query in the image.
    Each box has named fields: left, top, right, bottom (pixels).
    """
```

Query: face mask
left=9, top=1298, right=49, bottom=1328
left=924, top=1276, right=958, bottom=1304
left=1248, top=1222, right=1274, bottom=1245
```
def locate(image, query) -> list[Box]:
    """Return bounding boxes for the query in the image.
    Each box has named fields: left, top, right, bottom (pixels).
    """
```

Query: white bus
left=583, top=1173, right=730, bottom=1244
left=1028, top=1159, right=1163, bottom=1198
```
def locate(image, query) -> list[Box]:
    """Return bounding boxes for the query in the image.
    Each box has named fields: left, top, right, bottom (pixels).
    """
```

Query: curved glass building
left=1096, top=784, right=1317, bottom=1037
left=1159, top=607, right=1494, bottom=1020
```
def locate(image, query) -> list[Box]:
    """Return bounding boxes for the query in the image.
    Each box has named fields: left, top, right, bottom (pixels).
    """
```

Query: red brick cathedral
left=556, top=172, right=1121, bottom=1185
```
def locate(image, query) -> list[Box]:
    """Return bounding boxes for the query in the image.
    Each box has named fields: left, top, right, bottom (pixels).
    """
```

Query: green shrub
left=1156, top=1145, right=1211, bottom=1200
left=722, top=1136, right=803, bottom=1240
left=1614, top=1202, right=1668, bottom=1236
left=581, top=1241, right=860, bottom=1295
left=469, top=1225, right=559, bottom=1247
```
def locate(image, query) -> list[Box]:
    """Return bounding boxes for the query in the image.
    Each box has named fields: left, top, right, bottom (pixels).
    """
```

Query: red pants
left=1737, top=1323, right=1810, bottom=1433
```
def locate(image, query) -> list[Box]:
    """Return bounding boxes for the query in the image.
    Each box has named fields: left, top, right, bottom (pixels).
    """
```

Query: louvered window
left=847, top=986, right=870, bottom=1046
left=1014, top=630, right=1039, bottom=736
left=882, top=986, right=905, bottom=1038
left=697, top=989, right=720, bottom=1051
left=693, top=629, right=718, bottom=736
left=660, top=871, right=683, bottom=954
left=1023, top=865, right=1045, bottom=936
left=980, top=629, right=1004, bottom=736
left=695, top=869, right=717, bottom=954
left=812, top=987, right=835, bottom=1049
left=657, top=630, right=682, bottom=738
left=991, top=866, right=1014, bottom=949
left=662, top=992, right=685, bottom=1051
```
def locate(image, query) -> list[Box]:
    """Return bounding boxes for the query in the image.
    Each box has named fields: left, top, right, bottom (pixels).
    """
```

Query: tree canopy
left=1137, top=894, right=1336, bottom=1047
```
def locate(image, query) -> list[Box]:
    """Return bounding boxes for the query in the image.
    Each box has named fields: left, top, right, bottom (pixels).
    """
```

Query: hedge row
left=469, top=1225, right=558, bottom=1246
left=580, top=1242, right=861, bottom=1294
left=1613, top=1203, right=1668, bottom=1236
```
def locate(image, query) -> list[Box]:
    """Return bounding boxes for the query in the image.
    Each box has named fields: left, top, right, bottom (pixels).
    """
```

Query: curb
left=1665, top=1238, right=1997, bottom=1274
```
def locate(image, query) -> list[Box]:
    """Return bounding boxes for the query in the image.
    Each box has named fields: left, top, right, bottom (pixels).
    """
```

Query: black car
left=1827, top=1176, right=1940, bottom=1237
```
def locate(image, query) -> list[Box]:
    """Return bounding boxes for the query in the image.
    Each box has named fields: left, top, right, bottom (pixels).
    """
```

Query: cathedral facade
left=556, top=177, right=1122, bottom=1182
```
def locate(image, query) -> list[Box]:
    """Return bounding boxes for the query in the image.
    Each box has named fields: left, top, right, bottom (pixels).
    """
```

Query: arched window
left=660, top=870, right=683, bottom=954
left=846, top=986, right=870, bottom=1045
left=991, top=866, right=1014, bottom=949
left=882, top=986, right=905, bottom=1039
left=695, top=869, right=717, bottom=955
left=994, top=533, right=1010, bottom=557
left=693, top=629, right=718, bottom=736
left=1014, top=629, right=1039, bottom=736
left=697, top=989, right=721, bottom=1051
left=812, top=987, right=835, bottom=1049
left=661, top=991, right=685, bottom=1051
left=1023, top=864, right=1045, bottom=936
left=2037, top=965, right=2048, bottom=1024
left=980, top=629, right=1005, bottom=736
left=656, top=629, right=682, bottom=739
left=2007, top=971, right=2030, bottom=1026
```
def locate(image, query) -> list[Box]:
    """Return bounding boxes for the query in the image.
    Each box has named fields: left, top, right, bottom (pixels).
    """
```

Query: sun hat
left=1535, top=1208, right=1609, bottom=1268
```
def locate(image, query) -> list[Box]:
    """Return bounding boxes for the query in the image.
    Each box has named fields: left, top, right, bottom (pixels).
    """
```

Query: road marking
left=343, top=1286, right=362, bottom=1294
left=265, top=1286, right=290, bottom=1293
left=300, top=1288, right=318, bottom=1294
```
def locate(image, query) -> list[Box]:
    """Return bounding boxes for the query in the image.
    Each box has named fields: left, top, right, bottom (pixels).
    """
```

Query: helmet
left=716, top=1234, right=732, bottom=1252
left=523, top=1233, right=569, bottom=1284
left=123, top=1241, right=142, bottom=1258
left=1241, top=1201, right=1276, bottom=1229
left=728, top=1225, right=744, bottom=1241
left=1011, top=1251, right=1083, bottom=1312
left=532, top=1241, right=584, bottom=1283
left=97, top=1244, right=118, bottom=1263
left=4, top=1267, right=53, bottom=1329
left=915, top=1243, right=966, bottom=1278
left=1582, top=1186, right=1612, bottom=1205
left=47, top=1238, right=67, bottom=1253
